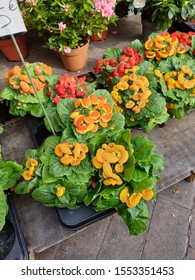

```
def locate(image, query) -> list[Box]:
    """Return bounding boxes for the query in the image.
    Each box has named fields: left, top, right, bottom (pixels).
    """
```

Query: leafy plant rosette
left=84, top=129, right=164, bottom=235
left=53, top=89, right=125, bottom=142
left=0, top=144, right=23, bottom=231
left=154, top=55, right=195, bottom=119
left=14, top=127, right=164, bottom=235
left=14, top=89, right=125, bottom=207
left=43, top=73, right=97, bottom=133
left=94, top=41, right=144, bottom=90
left=110, top=60, right=170, bottom=132
left=0, top=62, right=52, bottom=117
left=14, top=136, right=95, bottom=209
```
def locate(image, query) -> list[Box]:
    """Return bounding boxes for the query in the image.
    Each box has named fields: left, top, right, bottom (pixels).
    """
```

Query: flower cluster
left=94, top=0, right=116, bottom=19
left=50, top=74, right=87, bottom=104
left=155, top=56, right=195, bottom=119
left=4, top=63, right=52, bottom=95
left=171, top=31, right=195, bottom=53
left=92, top=142, right=129, bottom=186
left=0, top=62, right=52, bottom=117
left=22, top=158, right=38, bottom=181
left=94, top=46, right=144, bottom=86
left=144, top=32, right=188, bottom=61
left=111, top=69, right=151, bottom=115
left=18, top=0, right=118, bottom=54
left=70, top=94, right=113, bottom=134
left=163, top=65, right=195, bottom=91
left=119, top=187, right=153, bottom=208
left=54, top=142, right=89, bottom=166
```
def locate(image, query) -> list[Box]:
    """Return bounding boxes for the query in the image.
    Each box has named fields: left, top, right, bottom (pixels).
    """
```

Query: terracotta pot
left=90, top=30, right=108, bottom=41
left=59, top=40, right=89, bottom=72
left=0, top=34, right=28, bottom=62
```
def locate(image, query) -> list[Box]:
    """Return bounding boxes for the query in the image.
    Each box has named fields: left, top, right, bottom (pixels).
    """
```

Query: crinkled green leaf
left=0, top=187, right=8, bottom=231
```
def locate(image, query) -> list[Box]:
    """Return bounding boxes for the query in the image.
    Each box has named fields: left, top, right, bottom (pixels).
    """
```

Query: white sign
left=0, top=0, right=26, bottom=37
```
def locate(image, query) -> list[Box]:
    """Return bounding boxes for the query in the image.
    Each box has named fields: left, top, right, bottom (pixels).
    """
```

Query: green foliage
left=0, top=146, right=23, bottom=231
left=142, top=0, right=195, bottom=31
left=18, top=0, right=119, bottom=53
left=84, top=130, right=164, bottom=235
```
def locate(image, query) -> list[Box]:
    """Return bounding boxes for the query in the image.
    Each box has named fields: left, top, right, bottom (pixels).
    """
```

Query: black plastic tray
left=57, top=204, right=114, bottom=229
left=0, top=193, right=28, bottom=260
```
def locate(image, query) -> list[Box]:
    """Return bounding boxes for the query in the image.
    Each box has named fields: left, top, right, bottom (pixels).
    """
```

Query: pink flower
left=93, top=0, right=116, bottom=20
left=63, top=47, right=71, bottom=54
left=58, top=22, right=66, bottom=32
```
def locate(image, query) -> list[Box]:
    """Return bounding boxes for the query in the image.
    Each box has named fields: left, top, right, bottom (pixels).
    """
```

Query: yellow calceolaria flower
left=56, top=186, right=65, bottom=197
left=55, top=142, right=88, bottom=167
left=142, top=189, right=154, bottom=201
left=164, top=66, right=195, bottom=91
left=23, top=157, right=38, bottom=181
left=22, top=170, right=33, bottom=181
left=126, top=192, right=142, bottom=208
left=117, top=81, right=129, bottom=91
left=120, top=188, right=144, bottom=208
left=119, top=187, right=129, bottom=203
left=92, top=142, right=129, bottom=186
left=154, top=69, right=163, bottom=79
left=111, top=91, right=122, bottom=104
left=25, top=158, right=38, bottom=168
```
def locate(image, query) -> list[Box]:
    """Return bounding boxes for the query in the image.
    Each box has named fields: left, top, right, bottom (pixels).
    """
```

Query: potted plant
left=0, top=62, right=53, bottom=118
left=115, top=0, right=195, bottom=41
left=14, top=90, right=165, bottom=235
left=141, top=0, right=195, bottom=41
left=18, top=0, right=119, bottom=71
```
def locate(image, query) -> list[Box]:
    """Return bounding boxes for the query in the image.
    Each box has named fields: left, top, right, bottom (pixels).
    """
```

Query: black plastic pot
left=172, top=21, right=195, bottom=33
left=0, top=193, right=28, bottom=260
left=0, top=100, right=16, bottom=124
left=27, top=115, right=114, bottom=230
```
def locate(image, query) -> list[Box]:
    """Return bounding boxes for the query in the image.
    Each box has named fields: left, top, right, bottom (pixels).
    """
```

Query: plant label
left=0, top=0, right=26, bottom=37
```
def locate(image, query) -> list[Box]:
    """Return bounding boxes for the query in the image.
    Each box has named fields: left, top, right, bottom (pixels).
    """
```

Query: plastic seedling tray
left=0, top=193, right=28, bottom=260
left=26, top=111, right=114, bottom=230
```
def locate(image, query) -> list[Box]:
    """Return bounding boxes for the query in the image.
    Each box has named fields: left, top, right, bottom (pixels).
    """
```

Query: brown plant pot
left=59, top=40, right=89, bottom=72
left=90, top=30, right=108, bottom=41
left=0, top=34, right=28, bottom=62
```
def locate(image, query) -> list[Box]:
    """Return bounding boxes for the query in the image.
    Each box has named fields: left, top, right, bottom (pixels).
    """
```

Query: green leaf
left=132, top=169, right=148, bottom=182
left=103, top=48, right=123, bottom=60
left=0, top=187, right=8, bottom=231
left=14, top=177, right=38, bottom=194
left=131, top=177, right=155, bottom=193
left=132, top=136, right=156, bottom=161
left=0, top=87, right=15, bottom=100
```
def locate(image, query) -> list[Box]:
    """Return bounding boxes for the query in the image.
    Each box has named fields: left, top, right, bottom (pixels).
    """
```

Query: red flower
left=53, top=74, right=87, bottom=103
